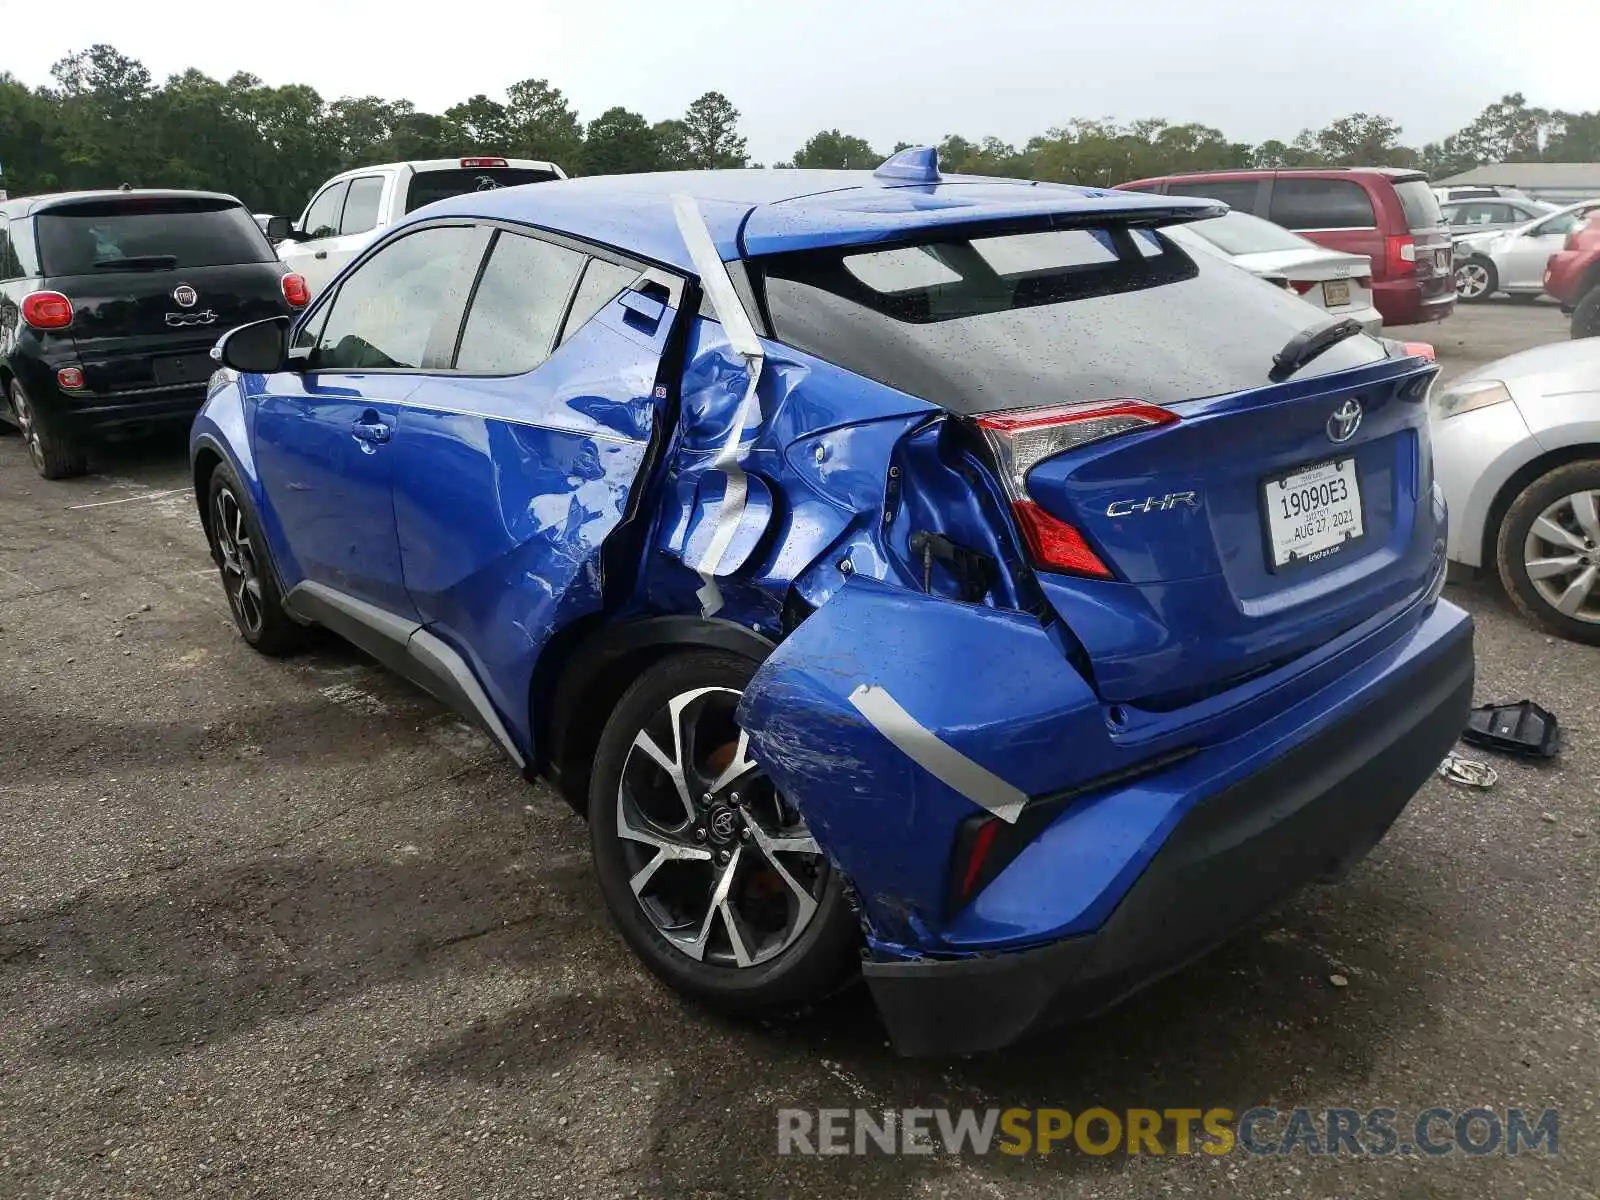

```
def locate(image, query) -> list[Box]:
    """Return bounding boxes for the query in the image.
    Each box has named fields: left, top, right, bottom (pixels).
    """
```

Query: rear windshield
left=404, top=168, right=561, bottom=214
left=758, top=226, right=1386, bottom=415
left=36, top=199, right=273, bottom=276
left=1182, top=211, right=1310, bottom=255
left=1394, top=179, right=1444, bottom=231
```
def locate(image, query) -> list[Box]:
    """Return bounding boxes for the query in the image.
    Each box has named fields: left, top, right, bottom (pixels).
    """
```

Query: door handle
left=314, top=250, right=329, bottom=260
left=351, top=417, right=391, bottom=445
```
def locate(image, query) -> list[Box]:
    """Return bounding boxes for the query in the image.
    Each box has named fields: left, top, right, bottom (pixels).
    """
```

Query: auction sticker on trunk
left=1263, top=457, right=1364, bottom=568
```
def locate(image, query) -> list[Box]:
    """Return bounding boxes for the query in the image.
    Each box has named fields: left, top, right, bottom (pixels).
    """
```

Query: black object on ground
left=1461, top=700, right=1561, bottom=759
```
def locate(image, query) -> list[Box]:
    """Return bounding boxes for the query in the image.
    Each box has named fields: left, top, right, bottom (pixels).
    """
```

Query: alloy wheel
left=10, top=386, right=45, bottom=473
left=1455, top=261, right=1490, bottom=300
left=1523, top=490, right=1600, bottom=625
left=213, top=486, right=266, bottom=636
left=616, top=685, right=826, bottom=967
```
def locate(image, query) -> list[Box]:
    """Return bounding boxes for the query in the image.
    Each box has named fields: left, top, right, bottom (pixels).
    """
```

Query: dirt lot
left=1, top=301, right=1596, bottom=1199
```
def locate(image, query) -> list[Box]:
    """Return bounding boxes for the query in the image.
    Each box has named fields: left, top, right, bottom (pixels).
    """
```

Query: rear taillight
left=976, top=400, right=1177, bottom=578
left=1288, top=280, right=1317, bottom=295
left=281, top=272, right=310, bottom=309
left=21, top=291, right=72, bottom=330
left=55, top=366, right=84, bottom=390
left=460, top=157, right=508, bottom=168
left=1401, top=342, right=1436, bottom=362
left=1386, top=234, right=1417, bottom=276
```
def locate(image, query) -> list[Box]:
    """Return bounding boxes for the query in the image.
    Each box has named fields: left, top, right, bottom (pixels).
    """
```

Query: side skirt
left=284, top=581, right=526, bottom=769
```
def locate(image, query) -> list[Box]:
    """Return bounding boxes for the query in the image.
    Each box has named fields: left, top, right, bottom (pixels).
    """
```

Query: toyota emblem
left=1327, top=398, right=1363, bottom=444
left=172, top=284, right=198, bottom=308
left=709, top=809, right=738, bottom=840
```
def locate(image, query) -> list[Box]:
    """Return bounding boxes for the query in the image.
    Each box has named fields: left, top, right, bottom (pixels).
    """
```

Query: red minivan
left=1116, top=169, right=1454, bottom=326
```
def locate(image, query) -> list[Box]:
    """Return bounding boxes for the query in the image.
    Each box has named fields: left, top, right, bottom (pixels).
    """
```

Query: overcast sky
left=1, top=0, right=1593, bottom=162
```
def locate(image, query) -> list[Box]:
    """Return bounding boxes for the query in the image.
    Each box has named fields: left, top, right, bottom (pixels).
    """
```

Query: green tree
left=1546, top=110, right=1600, bottom=161
left=445, top=94, right=514, bottom=154
left=505, top=78, right=583, bottom=166
left=792, top=129, right=878, bottom=169
left=680, top=92, right=747, bottom=168
left=582, top=107, right=659, bottom=175
left=1303, top=113, right=1415, bottom=167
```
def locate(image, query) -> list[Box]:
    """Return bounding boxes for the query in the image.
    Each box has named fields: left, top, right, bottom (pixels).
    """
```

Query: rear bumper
left=1373, top=279, right=1455, bottom=325
left=863, top=600, right=1474, bottom=1057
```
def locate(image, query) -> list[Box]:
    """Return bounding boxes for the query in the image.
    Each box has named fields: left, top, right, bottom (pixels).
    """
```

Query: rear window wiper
left=1268, top=316, right=1365, bottom=383
left=92, top=255, right=179, bottom=271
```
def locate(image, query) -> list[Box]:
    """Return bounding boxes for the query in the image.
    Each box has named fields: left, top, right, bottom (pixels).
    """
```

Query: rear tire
left=587, top=649, right=859, bottom=1016
left=1495, top=460, right=1600, bottom=645
left=10, top=379, right=88, bottom=479
left=1571, top=288, right=1600, bottom=339
left=1455, top=256, right=1496, bottom=303
left=205, top=464, right=307, bottom=656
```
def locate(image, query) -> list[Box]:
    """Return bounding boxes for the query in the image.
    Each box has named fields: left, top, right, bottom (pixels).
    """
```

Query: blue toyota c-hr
left=191, top=149, right=1474, bottom=1056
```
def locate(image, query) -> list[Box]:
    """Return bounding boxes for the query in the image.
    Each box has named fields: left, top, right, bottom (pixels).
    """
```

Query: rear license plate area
left=1322, top=279, right=1351, bottom=307
left=152, top=354, right=210, bottom=386
left=1262, top=457, right=1365, bottom=570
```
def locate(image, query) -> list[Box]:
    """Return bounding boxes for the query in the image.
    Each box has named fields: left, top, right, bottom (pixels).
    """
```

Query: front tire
left=1455, top=256, right=1496, bottom=303
left=10, top=379, right=88, bottom=479
left=206, top=465, right=307, bottom=656
left=1496, top=460, right=1600, bottom=644
left=588, top=650, right=859, bottom=1015
left=1571, top=288, right=1600, bottom=339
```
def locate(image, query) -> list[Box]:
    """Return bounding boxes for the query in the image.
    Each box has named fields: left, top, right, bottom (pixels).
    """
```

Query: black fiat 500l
left=0, top=190, right=305, bottom=478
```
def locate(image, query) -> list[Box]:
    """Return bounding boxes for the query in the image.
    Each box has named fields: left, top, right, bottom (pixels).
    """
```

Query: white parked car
left=1432, top=338, right=1600, bottom=641
left=272, top=157, right=566, bottom=296
left=1452, top=198, right=1600, bottom=303
left=1163, top=210, right=1382, bottom=333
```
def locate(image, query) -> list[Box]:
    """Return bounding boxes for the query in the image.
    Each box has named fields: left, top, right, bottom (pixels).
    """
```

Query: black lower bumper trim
left=864, top=612, right=1475, bottom=1057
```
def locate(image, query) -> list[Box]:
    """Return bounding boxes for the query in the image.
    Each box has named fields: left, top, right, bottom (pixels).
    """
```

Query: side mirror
left=266, top=215, right=295, bottom=243
left=212, top=317, right=291, bottom=374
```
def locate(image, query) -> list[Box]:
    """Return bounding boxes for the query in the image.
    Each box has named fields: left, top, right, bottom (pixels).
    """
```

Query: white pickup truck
left=270, top=156, right=566, bottom=297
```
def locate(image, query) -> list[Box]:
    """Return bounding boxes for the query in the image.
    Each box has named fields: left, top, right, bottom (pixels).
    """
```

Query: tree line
left=2, top=45, right=1597, bottom=218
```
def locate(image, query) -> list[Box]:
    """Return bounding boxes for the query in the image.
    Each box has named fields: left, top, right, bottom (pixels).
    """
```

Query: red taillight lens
left=21, top=291, right=73, bottom=330
left=1401, top=341, right=1436, bottom=362
left=1010, top=500, right=1113, bottom=578
left=1385, top=234, right=1417, bottom=276
left=977, top=400, right=1176, bottom=578
left=55, top=366, right=84, bottom=390
left=460, top=157, right=507, bottom=168
left=956, top=817, right=1002, bottom=901
left=280, top=272, right=310, bottom=308
left=1288, top=280, right=1317, bottom=295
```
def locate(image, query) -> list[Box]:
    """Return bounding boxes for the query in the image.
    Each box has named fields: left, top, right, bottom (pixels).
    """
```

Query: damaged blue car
left=191, top=149, right=1474, bottom=1056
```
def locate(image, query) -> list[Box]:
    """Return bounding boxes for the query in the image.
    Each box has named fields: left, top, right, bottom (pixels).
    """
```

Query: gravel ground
left=1, top=301, right=1596, bottom=1199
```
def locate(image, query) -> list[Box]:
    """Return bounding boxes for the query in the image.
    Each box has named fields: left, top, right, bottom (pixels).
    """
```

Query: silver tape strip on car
left=671, top=194, right=766, bottom=618
left=848, top=684, right=1029, bottom=824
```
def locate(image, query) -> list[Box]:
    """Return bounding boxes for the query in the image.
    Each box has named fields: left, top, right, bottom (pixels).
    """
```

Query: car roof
left=1121, top=167, right=1428, bottom=187
left=323, top=158, right=562, bottom=182
left=412, top=166, right=1222, bottom=271
left=4, top=189, right=244, bottom=217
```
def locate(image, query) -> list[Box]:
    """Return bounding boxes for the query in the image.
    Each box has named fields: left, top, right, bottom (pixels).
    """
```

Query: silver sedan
left=1433, top=338, right=1600, bottom=641
left=1163, top=211, right=1382, bottom=333
left=1453, top=198, right=1600, bottom=303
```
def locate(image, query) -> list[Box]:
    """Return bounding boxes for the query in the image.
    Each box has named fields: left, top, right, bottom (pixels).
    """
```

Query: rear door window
left=404, top=167, right=561, bottom=214
left=35, top=199, right=276, bottom=275
left=0, top=222, right=21, bottom=279
left=301, top=182, right=349, bottom=240
left=312, top=225, right=484, bottom=371
left=453, top=231, right=587, bottom=374
left=1392, top=179, right=1444, bottom=231
left=560, top=259, right=640, bottom=344
left=759, top=224, right=1385, bottom=416
left=1164, top=180, right=1260, bottom=212
left=1269, top=179, right=1377, bottom=230
left=339, top=176, right=386, bottom=236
